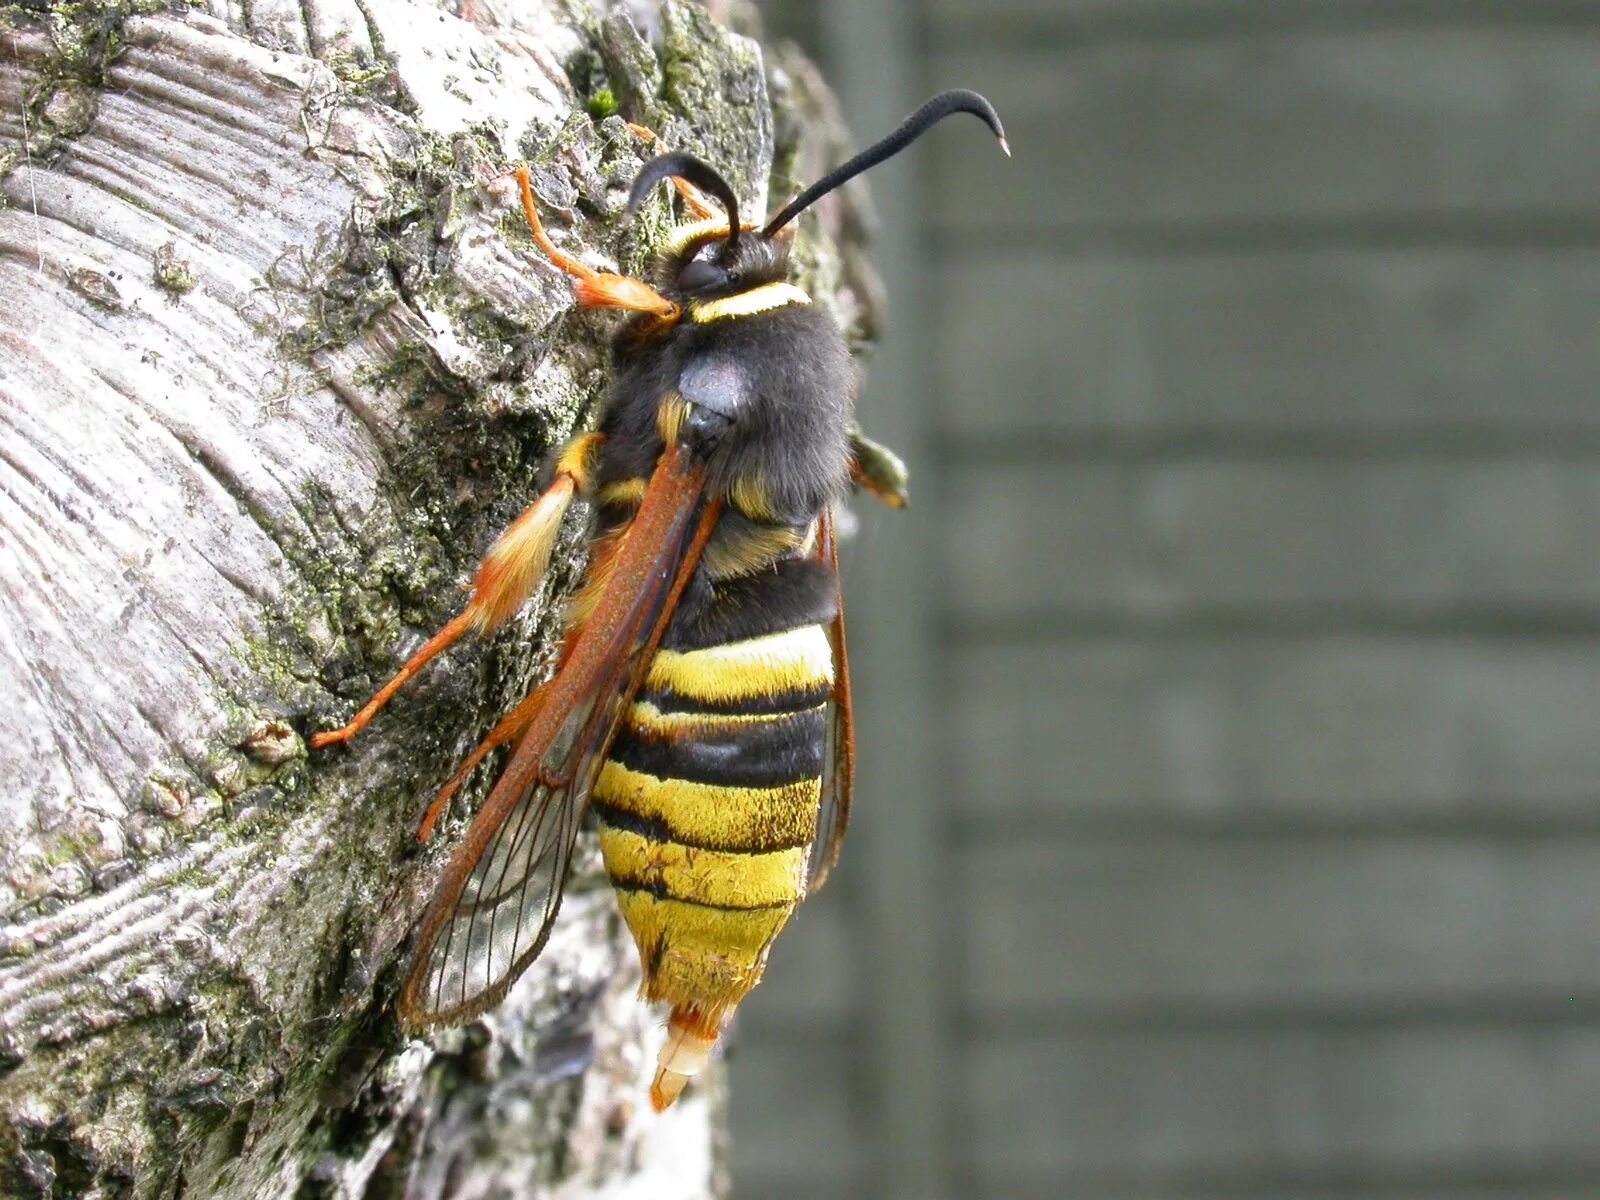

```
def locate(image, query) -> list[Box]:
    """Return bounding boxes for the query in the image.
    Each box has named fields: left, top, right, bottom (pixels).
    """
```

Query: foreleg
left=514, top=165, right=679, bottom=319
left=311, top=433, right=603, bottom=748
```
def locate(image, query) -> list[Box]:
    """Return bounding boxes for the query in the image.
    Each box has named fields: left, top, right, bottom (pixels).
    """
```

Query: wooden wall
left=733, top=3, right=1600, bottom=1197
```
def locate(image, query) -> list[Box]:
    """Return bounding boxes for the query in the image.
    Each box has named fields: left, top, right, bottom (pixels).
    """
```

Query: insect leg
left=514, top=165, right=679, bottom=319
left=311, top=434, right=602, bottom=750
left=416, top=679, right=551, bottom=842
left=848, top=425, right=910, bottom=509
left=515, top=163, right=597, bottom=282
left=465, top=432, right=601, bottom=633
left=623, top=123, right=722, bottom=219
left=310, top=611, right=478, bottom=751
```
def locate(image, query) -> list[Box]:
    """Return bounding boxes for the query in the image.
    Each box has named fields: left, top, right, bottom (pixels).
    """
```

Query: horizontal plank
left=929, top=0, right=1600, bottom=34
left=930, top=31, right=1600, bottom=234
left=980, top=1176, right=1600, bottom=1200
left=934, top=248, right=1600, bottom=437
left=966, top=1026, right=1600, bottom=1180
left=949, top=638, right=1600, bottom=818
left=726, top=1038, right=863, bottom=1187
left=727, top=1181, right=864, bottom=1200
left=943, top=460, right=1600, bottom=620
left=961, top=838, right=1600, bottom=1015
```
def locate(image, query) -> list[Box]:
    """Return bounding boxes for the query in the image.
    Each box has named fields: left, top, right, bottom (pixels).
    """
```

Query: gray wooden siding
left=938, top=251, right=1600, bottom=435
left=734, top=2, right=1600, bottom=1197
left=931, top=33, right=1600, bottom=232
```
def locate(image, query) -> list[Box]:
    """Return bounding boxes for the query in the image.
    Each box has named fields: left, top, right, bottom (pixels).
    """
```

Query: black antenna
left=762, top=88, right=1008, bottom=238
left=626, top=152, right=743, bottom=260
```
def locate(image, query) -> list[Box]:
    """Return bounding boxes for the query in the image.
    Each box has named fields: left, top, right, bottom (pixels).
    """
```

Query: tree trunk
left=0, top=2, right=869, bottom=1195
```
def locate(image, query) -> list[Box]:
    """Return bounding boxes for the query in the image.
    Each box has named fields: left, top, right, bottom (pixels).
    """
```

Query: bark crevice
left=0, top=2, right=874, bottom=1195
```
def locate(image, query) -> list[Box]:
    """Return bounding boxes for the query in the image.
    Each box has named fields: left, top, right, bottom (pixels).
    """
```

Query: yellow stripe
left=691, top=282, right=811, bottom=324
left=702, top=521, right=802, bottom=578
left=626, top=698, right=827, bottom=734
left=596, top=477, right=646, bottom=508
left=657, top=390, right=690, bottom=445
left=593, top=759, right=821, bottom=850
left=727, top=475, right=777, bottom=522
left=554, top=431, right=605, bottom=493
left=597, top=825, right=807, bottom=908
left=645, top=625, right=833, bottom=703
left=615, top=890, right=791, bottom=950
left=613, top=890, right=792, bottom=1010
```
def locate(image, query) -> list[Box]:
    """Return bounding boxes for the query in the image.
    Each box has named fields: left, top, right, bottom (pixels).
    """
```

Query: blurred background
left=726, top=2, right=1600, bottom=1198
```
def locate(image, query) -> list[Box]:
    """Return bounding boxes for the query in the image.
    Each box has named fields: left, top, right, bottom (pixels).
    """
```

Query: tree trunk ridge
left=0, top=2, right=871, bottom=1195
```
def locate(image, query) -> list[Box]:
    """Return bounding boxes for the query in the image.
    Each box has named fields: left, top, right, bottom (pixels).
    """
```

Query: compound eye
left=677, top=259, right=727, bottom=293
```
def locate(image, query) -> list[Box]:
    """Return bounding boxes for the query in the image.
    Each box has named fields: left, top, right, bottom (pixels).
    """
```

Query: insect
left=313, top=89, right=1007, bottom=1110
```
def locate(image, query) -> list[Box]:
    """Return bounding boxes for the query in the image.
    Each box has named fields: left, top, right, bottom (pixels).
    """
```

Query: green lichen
left=321, top=46, right=387, bottom=94
left=0, top=4, right=863, bottom=1194
left=161, top=864, right=214, bottom=892
left=262, top=220, right=402, bottom=357
left=659, top=0, right=772, bottom=196
left=5, top=0, right=173, bottom=163
left=152, top=241, right=195, bottom=294
left=0, top=965, right=296, bottom=1193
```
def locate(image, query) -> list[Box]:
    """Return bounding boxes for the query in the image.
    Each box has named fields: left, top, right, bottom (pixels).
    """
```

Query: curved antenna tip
left=761, top=87, right=1010, bottom=236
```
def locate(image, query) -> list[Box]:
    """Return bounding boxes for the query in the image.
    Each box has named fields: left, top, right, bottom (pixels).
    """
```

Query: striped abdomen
left=592, top=554, right=837, bottom=1025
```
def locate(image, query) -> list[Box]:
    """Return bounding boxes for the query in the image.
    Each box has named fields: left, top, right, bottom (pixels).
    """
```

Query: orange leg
left=623, top=123, right=722, bottom=219
left=312, top=435, right=601, bottom=750
left=416, top=680, right=551, bottom=842
left=516, top=164, right=598, bottom=282
left=311, top=611, right=479, bottom=750
left=514, top=165, right=679, bottom=319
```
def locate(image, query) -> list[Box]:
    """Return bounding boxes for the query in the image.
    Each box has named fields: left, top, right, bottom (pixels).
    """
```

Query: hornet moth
left=313, top=89, right=1007, bottom=1111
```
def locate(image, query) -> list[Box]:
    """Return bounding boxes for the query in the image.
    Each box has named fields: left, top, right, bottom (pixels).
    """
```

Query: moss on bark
left=0, top=2, right=875, bottom=1196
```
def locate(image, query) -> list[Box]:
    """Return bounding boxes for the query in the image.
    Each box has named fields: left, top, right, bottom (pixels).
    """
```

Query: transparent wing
left=398, top=443, right=721, bottom=1026
left=406, top=774, right=585, bottom=1023
left=806, top=505, right=855, bottom=893
left=401, top=680, right=631, bottom=1023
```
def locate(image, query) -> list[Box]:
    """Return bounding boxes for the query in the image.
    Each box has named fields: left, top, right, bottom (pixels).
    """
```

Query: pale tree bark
left=0, top=2, right=872, bottom=1195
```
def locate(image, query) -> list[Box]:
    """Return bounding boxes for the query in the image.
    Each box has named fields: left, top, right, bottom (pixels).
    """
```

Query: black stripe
left=596, top=500, right=639, bottom=528
left=661, top=555, right=838, bottom=652
left=609, top=706, right=826, bottom=788
left=593, top=800, right=813, bottom=855
left=610, top=881, right=793, bottom=913
left=591, top=801, right=673, bottom=845
left=635, top=677, right=833, bottom=717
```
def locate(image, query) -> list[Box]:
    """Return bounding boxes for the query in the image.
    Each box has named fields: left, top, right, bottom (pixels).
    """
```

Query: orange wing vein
left=399, top=441, right=722, bottom=1025
left=806, top=506, right=855, bottom=894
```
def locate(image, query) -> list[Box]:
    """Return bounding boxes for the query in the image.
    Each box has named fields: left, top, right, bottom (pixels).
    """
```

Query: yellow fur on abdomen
left=593, top=623, right=833, bottom=1020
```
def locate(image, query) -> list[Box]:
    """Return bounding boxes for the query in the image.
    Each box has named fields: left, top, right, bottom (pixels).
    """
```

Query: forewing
left=403, top=774, right=585, bottom=1024
left=399, top=443, right=721, bottom=1026
left=806, top=505, right=855, bottom=893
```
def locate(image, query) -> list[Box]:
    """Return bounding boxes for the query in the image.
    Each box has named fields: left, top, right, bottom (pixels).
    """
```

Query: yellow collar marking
left=691, top=282, right=811, bottom=324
